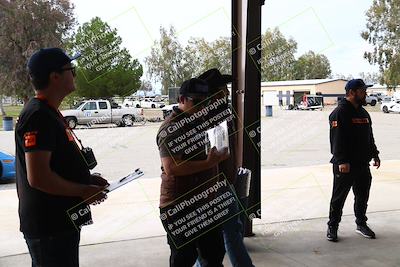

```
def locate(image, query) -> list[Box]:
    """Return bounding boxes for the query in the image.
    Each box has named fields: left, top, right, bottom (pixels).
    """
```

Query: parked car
left=123, top=97, right=141, bottom=108
left=0, top=151, right=15, bottom=182
left=161, top=104, right=178, bottom=119
left=123, top=97, right=165, bottom=109
left=369, top=93, right=385, bottom=102
left=381, top=96, right=393, bottom=103
left=140, top=98, right=165, bottom=109
left=61, top=99, right=143, bottom=128
left=365, top=95, right=378, bottom=106
left=381, top=99, right=400, bottom=113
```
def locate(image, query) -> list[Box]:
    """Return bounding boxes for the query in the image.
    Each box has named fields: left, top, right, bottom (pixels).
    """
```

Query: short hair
left=345, top=88, right=356, bottom=96
left=29, top=70, right=61, bottom=90
left=30, top=73, right=49, bottom=90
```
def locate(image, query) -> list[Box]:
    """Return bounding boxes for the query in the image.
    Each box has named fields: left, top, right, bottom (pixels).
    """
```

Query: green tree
left=186, top=37, right=231, bottom=76
left=69, top=17, right=143, bottom=98
left=293, top=51, right=331, bottom=80
left=145, top=26, right=191, bottom=95
left=145, top=26, right=232, bottom=94
left=358, top=72, right=381, bottom=85
left=260, top=28, right=297, bottom=81
left=330, top=73, right=354, bottom=80
left=0, top=0, right=75, bottom=106
left=362, top=0, right=400, bottom=90
left=382, top=54, right=400, bottom=89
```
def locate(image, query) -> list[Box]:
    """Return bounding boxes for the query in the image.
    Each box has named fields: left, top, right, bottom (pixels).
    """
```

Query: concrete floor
left=1, top=211, right=400, bottom=267
left=1, top=107, right=399, bottom=266
left=1, top=160, right=399, bottom=267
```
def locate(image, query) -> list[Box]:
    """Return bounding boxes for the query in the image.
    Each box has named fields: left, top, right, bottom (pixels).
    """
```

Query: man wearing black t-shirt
left=16, top=48, right=109, bottom=267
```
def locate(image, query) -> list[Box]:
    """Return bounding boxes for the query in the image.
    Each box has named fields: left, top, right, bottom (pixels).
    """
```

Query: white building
left=367, top=84, right=400, bottom=95
left=261, top=79, right=348, bottom=106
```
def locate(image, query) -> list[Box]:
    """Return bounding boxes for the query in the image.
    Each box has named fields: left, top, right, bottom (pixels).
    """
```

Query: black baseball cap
left=179, top=78, right=209, bottom=97
left=27, top=48, right=80, bottom=78
left=345, top=79, right=373, bottom=92
left=198, top=68, right=233, bottom=94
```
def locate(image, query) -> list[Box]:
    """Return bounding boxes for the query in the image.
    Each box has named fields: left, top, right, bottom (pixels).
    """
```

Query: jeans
left=196, top=198, right=254, bottom=267
left=24, top=231, right=80, bottom=267
left=168, top=226, right=225, bottom=267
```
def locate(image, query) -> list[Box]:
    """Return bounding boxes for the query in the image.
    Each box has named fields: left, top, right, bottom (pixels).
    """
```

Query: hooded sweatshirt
left=329, top=99, right=379, bottom=166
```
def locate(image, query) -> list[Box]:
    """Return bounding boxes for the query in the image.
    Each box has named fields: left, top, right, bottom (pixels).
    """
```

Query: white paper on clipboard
left=205, top=121, right=230, bottom=154
left=104, top=169, right=144, bottom=193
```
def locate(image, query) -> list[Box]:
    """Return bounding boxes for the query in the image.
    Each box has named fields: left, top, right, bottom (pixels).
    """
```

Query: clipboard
left=104, top=168, right=144, bottom=193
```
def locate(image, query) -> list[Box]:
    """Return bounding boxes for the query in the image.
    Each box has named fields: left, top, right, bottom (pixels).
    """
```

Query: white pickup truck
left=61, top=99, right=143, bottom=129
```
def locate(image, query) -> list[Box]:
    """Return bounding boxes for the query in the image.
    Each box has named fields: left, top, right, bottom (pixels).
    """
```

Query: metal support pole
left=232, top=0, right=264, bottom=237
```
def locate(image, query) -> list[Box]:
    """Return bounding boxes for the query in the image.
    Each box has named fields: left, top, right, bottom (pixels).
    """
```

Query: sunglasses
left=186, top=96, right=213, bottom=106
left=186, top=96, right=204, bottom=105
left=60, top=67, right=76, bottom=77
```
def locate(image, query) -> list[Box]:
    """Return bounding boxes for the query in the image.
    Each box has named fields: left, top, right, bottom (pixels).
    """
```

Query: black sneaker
left=356, top=225, right=376, bottom=239
left=327, top=226, right=338, bottom=242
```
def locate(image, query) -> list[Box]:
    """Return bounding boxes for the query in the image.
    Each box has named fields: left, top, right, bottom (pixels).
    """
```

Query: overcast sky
left=71, top=0, right=378, bottom=87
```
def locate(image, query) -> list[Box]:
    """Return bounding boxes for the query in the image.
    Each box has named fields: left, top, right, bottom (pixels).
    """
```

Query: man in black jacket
left=327, top=79, right=380, bottom=242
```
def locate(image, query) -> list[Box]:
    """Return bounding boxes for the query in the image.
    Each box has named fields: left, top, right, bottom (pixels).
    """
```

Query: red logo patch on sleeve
left=331, top=121, right=338, bottom=128
left=24, top=131, right=38, bottom=148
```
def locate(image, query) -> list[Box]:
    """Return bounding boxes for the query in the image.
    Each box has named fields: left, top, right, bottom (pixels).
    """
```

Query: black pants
left=328, top=164, right=372, bottom=227
left=24, top=231, right=80, bottom=267
left=167, top=225, right=225, bottom=267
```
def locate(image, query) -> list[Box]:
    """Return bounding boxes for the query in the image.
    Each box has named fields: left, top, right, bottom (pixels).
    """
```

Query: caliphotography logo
left=159, top=174, right=243, bottom=249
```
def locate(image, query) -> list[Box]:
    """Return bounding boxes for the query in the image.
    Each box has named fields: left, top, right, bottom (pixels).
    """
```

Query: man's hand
left=26, top=151, right=107, bottom=199
left=218, top=147, right=230, bottom=162
left=81, top=185, right=108, bottom=205
left=207, top=147, right=230, bottom=166
left=338, top=163, right=350, bottom=173
left=373, top=158, right=381, bottom=169
left=90, top=173, right=109, bottom=187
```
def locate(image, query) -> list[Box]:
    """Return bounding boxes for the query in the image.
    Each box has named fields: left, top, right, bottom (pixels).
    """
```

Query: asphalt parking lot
left=1, top=105, right=399, bottom=265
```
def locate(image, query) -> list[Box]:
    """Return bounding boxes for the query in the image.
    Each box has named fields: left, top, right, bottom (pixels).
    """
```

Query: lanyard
left=34, top=95, right=84, bottom=150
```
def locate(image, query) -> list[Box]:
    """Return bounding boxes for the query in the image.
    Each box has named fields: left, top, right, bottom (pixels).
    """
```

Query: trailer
left=296, top=95, right=324, bottom=110
left=263, top=91, right=324, bottom=110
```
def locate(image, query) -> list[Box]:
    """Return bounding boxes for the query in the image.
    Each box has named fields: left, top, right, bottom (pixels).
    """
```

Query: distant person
left=156, top=78, right=228, bottom=267
left=197, top=68, right=255, bottom=267
left=302, top=93, right=308, bottom=107
left=327, top=79, right=380, bottom=242
left=16, top=48, right=108, bottom=266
